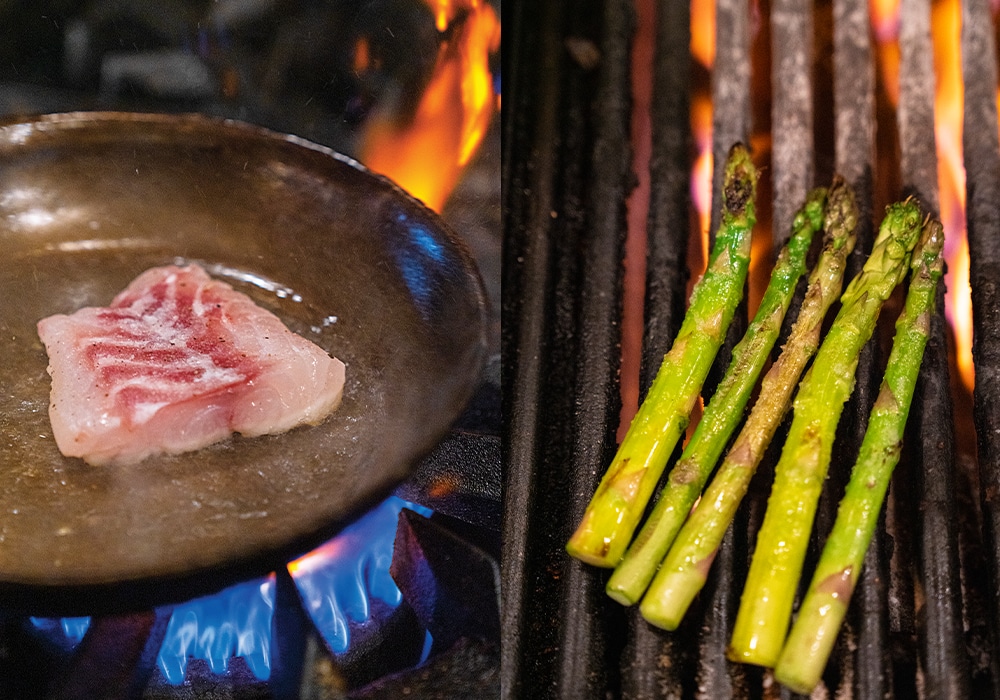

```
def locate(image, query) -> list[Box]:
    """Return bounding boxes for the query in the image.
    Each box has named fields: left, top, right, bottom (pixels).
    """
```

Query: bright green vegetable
left=606, top=187, right=826, bottom=604
left=728, top=199, right=923, bottom=667
left=774, top=219, right=943, bottom=694
left=638, top=178, right=857, bottom=628
left=567, top=144, right=758, bottom=568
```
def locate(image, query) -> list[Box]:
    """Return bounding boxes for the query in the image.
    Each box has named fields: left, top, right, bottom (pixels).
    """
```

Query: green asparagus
left=728, top=199, right=923, bottom=667
left=639, top=179, right=858, bottom=628
left=605, top=187, right=826, bottom=604
left=567, top=144, right=758, bottom=567
left=774, top=219, right=944, bottom=694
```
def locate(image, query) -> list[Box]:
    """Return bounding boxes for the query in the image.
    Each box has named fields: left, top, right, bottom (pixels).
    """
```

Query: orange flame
left=691, top=93, right=713, bottom=277
left=871, top=0, right=901, bottom=105
left=690, top=0, right=715, bottom=281
left=287, top=537, right=346, bottom=576
left=691, top=0, right=716, bottom=70
left=360, top=0, right=500, bottom=213
left=431, top=0, right=451, bottom=31
left=871, top=0, right=973, bottom=391
left=353, top=37, right=372, bottom=73
left=931, top=0, right=973, bottom=390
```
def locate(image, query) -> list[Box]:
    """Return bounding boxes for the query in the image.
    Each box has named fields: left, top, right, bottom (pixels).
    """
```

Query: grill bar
left=556, top=0, right=633, bottom=697
left=912, top=263, right=970, bottom=698
left=637, top=0, right=692, bottom=394
left=709, top=0, right=752, bottom=239
left=622, top=1, right=695, bottom=696
left=898, top=0, right=971, bottom=696
left=963, top=0, right=1000, bottom=692
left=696, top=0, right=754, bottom=696
left=771, top=0, right=815, bottom=244
left=898, top=0, right=940, bottom=214
left=752, top=5, right=820, bottom=698
left=500, top=0, right=576, bottom=694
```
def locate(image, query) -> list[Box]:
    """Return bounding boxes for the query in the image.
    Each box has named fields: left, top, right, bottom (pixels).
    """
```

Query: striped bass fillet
left=37, top=264, right=345, bottom=466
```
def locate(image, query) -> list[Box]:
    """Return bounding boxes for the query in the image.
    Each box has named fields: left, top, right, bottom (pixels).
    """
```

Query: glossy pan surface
left=0, top=112, right=487, bottom=615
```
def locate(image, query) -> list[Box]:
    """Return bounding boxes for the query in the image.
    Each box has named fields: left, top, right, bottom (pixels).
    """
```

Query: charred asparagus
left=566, top=144, right=758, bottom=568
left=728, top=199, right=923, bottom=667
left=639, top=179, right=858, bottom=628
left=607, top=187, right=826, bottom=604
left=774, top=219, right=944, bottom=693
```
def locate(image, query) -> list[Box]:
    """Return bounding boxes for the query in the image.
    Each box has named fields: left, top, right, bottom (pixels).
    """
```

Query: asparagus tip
left=723, top=143, right=757, bottom=215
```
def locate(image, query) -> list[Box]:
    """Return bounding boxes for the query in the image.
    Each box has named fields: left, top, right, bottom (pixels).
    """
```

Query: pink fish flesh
left=37, top=264, right=345, bottom=466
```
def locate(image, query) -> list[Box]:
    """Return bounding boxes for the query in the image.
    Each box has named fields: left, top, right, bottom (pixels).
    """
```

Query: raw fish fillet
left=37, top=264, right=345, bottom=466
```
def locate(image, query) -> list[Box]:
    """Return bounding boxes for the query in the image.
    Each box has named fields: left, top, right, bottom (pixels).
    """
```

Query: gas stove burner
left=12, top=417, right=500, bottom=698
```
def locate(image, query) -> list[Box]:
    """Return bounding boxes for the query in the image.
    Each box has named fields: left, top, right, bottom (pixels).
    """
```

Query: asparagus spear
left=774, top=219, right=944, bottom=693
left=728, top=199, right=923, bottom=667
left=605, top=187, right=827, bottom=604
left=638, top=179, right=858, bottom=628
left=566, top=144, right=758, bottom=567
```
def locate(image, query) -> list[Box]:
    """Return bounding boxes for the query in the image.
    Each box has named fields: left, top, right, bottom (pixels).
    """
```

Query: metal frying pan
left=0, top=112, right=488, bottom=616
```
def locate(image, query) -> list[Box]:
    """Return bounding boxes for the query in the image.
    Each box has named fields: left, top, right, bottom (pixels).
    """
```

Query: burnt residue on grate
left=502, top=0, right=636, bottom=694
left=964, top=0, right=1000, bottom=693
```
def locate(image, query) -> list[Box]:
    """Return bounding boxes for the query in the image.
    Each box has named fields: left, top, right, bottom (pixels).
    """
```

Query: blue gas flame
left=32, top=496, right=431, bottom=684
left=157, top=576, right=274, bottom=683
left=289, top=497, right=431, bottom=653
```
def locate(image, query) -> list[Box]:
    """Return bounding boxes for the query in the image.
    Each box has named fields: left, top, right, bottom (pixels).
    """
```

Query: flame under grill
left=501, top=0, right=997, bottom=697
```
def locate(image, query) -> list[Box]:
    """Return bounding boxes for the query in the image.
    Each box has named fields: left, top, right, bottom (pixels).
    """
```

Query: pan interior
left=0, top=113, right=486, bottom=612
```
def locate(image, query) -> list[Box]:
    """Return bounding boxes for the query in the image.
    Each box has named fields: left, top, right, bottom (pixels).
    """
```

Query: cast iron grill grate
left=502, top=0, right=995, bottom=697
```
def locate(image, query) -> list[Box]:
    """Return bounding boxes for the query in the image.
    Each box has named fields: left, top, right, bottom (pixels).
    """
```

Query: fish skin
left=37, top=264, right=345, bottom=466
